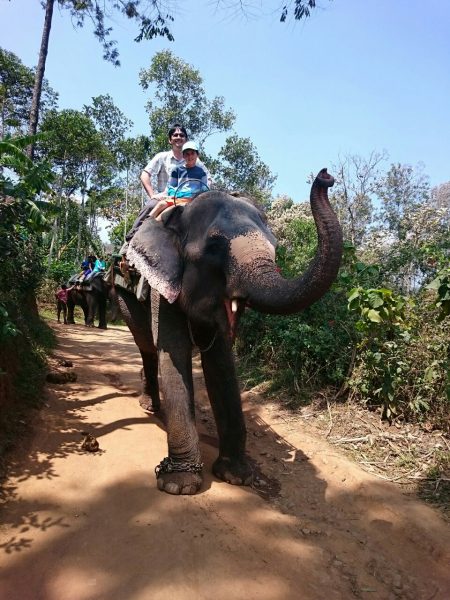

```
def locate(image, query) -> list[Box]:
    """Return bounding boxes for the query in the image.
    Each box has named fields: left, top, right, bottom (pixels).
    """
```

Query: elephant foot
left=213, top=456, right=253, bottom=486
left=156, top=471, right=202, bottom=495
left=139, top=393, right=160, bottom=413
left=155, top=456, right=203, bottom=495
left=98, top=324, right=107, bottom=330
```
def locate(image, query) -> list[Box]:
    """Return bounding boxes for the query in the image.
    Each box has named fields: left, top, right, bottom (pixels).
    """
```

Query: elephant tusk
left=231, top=299, right=238, bottom=313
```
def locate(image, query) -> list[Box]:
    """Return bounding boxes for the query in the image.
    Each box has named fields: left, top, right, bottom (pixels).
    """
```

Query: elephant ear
left=126, top=215, right=183, bottom=304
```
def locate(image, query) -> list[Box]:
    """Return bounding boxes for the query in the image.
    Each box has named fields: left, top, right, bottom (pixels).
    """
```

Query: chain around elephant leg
left=155, top=457, right=203, bottom=495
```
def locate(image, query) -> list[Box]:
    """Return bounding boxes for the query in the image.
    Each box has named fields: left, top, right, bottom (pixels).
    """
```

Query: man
left=124, top=124, right=210, bottom=244
left=149, top=141, right=209, bottom=219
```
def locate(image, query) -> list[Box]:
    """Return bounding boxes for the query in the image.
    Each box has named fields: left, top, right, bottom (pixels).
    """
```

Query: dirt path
left=1, top=322, right=449, bottom=600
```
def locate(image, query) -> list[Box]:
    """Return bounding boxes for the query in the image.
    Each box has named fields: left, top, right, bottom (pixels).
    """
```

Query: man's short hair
left=168, top=123, right=188, bottom=139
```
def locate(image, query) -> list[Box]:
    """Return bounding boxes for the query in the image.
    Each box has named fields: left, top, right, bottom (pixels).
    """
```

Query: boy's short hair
left=168, top=123, right=188, bottom=139
left=182, top=141, right=199, bottom=153
left=62, top=284, right=67, bottom=289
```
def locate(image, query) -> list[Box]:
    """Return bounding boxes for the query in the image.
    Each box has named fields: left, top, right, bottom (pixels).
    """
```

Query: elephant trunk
left=238, top=169, right=343, bottom=315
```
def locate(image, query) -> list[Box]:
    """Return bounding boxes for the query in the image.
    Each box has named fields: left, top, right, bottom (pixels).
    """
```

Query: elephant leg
left=152, top=290, right=202, bottom=495
left=97, top=293, right=107, bottom=329
left=86, top=298, right=95, bottom=327
left=139, top=349, right=160, bottom=413
left=200, top=335, right=253, bottom=486
left=112, top=288, right=160, bottom=412
left=62, top=302, right=68, bottom=324
left=66, top=299, right=75, bottom=324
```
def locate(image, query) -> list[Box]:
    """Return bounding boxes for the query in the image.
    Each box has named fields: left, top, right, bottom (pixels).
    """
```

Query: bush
left=348, top=289, right=449, bottom=428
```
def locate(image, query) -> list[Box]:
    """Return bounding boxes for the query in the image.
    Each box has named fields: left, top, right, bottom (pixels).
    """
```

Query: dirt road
left=1, top=322, right=449, bottom=600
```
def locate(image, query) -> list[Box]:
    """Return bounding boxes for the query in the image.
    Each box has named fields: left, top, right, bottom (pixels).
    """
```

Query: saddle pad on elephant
left=106, top=259, right=149, bottom=302
left=68, top=271, right=103, bottom=292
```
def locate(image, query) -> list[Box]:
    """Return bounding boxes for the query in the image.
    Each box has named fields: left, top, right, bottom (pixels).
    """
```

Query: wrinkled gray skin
left=112, top=169, right=343, bottom=495
left=67, top=276, right=110, bottom=329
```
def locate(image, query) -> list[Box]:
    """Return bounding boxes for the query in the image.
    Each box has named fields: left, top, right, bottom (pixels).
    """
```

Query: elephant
left=65, top=288, right=89, bottom=325
left=67, top=274, right=111, bottom=329
left=111, top=169, right=343, bottom=496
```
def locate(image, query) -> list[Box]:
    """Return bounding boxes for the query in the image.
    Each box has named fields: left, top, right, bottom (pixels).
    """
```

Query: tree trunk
left=28, top=0, right=55, bottom=158
left=76, top=189, right=86, bottom=264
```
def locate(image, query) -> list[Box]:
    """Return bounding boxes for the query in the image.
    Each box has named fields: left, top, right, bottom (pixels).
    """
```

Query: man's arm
left=140, top=152, right=165, bottom=199
left=140, top=169, right=156, bottom=199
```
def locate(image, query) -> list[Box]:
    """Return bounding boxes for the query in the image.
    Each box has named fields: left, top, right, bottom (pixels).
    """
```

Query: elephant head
left=127, top=169, right=343, bottom=340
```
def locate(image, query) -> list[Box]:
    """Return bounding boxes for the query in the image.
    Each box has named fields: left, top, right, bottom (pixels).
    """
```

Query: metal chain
left=188, top=319, right=217, bottom=353
left=155, top=456, right=204, bottom=477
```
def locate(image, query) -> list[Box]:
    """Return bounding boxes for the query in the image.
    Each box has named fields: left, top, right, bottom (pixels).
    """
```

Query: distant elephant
left=66, top=288, right=89, bottom=325
left=111, top=169, right=343, bottom=496
left=67, top=274, right=111, bottom=329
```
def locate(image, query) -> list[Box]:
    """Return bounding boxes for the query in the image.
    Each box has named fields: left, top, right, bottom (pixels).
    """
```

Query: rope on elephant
left=155, top=456, right=204, bottom=476
left=188, top=319, right=217, bottom=353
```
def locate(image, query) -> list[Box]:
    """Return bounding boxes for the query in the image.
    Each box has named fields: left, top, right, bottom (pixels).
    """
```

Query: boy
left=55, top=283, right=74, bottom=324
left=149, top=141, right=209, bottom=219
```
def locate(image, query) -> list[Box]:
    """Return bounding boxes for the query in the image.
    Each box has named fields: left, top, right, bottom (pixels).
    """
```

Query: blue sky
left=1, top=0, right=450, bottom=202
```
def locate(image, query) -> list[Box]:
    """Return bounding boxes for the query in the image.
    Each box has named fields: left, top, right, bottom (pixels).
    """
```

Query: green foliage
left=237, top=210, right=354, bottom=404
left=348, top=287, right=449, bottom=425
left=347, top=285, right=411, bottom=419
left=330, top=151, right=386, bottom=247
left=0, top=304, right=19, bottom=342
left=427, top=267, right=450, bottom=321
left=1, top=135, right=52, bottom=304
left=55, top=1, right=175, bottom=66
left=280, top=0, right=320, bottom=22
left=46, top=259, right=77, bottom=284
left=38, top=105, right=125, bottom=259
left=83, top=94, right=133, bottom=151
left=0, top=47, right=58, bottom=137
left=347, top=287, right=408, bottom=331
left=237, top=291, right=353, bottom=405
left=275, top=217, right=318, bottom=275
left=0, top=133, right=56, bottom=457
left=140, top=50, right=235, bottom=153
left=376, top=162, right=430, bottom=240
left=215, top=134, right=276, bottom=199
left=1, top=135, right=54, bottom=230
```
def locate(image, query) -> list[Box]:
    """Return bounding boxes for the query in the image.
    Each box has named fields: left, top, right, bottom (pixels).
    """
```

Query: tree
left=139, top=50, right=235, bottom=154
left=329, top=151, right=387, bottom=248
left=83, top=94, right=133, bottom=151
left=27, top=0, right=176, bottom=150
left=28, top=0, right=55, bottom=153
left=0, top=48, right=57, bottom=139
left=27, top=1, right=323, bottom=152
left=368, top=163, right=438, bottom=293
left=1, top=134, right=53, bottom=317
left=376, top=162, right=430, bottom=240
left=214, top=134, right=276, bottom=201
left=39, top=108, right=114, bottom=262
